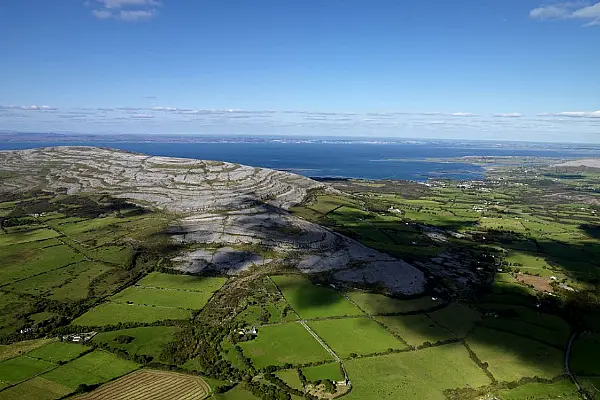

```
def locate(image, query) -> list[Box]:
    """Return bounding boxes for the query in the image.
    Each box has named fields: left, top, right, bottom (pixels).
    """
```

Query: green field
left=0, top=242, right=84, bottom=285
left=497, top=379, right=579, bottom=400
left=72, top=302, right=191, bottom=326
left=136, top=272, right=227, bottom=292
left=5, top=261, right=112, bottom=301
left=344, top=343, right=491, bottom=399
left=376, top=314, right=452, bottom=347
left=110, top=286, right=214, bottom=309
left=466, top=327, right=564, bottom=381
left=40, top=350, right=138, bottom=390
left=271, top=275, right=363, bottom=319
left=426, top=303, right=481, bottom=337
left=0, top=376, right=71, bottom=400
left=570, top=334, right=600, bottom=375
left=345, top=291, right=440, bottom=315
left=308, top=317, right=406, bottom=357
left=0, top=228, right=60, bottom=246
left=26, top=342, right=89, bottom=363
left=0, top=338, right=56, bottom=362
left=301, top=362, right=344, bottom=382
left=0, top=355, right=56, bottom=385
left=92, top=326, right=179, bottom=362
left=238, top=323, right=333, bottom=368
left=214, top=385, right=261, bottom=400
left=276, top=369, right=303, bottom=390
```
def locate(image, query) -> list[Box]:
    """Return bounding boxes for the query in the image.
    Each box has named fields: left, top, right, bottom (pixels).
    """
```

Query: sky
left=0, top=0, right=599, bottom=143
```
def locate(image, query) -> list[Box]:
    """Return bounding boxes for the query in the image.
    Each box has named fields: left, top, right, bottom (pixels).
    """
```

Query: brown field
left=76, top=369, right=210, bottom=400
left=515, top=273, right=553, bottom=292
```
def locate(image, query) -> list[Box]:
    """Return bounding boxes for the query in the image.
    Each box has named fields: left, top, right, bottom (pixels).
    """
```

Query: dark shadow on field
left=580, top=224, right=600, bottom=240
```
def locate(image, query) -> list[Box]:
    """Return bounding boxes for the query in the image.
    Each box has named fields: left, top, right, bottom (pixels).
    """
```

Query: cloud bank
left=530, top=2, right=600, bottom=26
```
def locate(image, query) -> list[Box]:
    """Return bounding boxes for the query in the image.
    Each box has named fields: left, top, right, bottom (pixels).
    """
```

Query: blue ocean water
left=0, top=140, right=596, bottom=181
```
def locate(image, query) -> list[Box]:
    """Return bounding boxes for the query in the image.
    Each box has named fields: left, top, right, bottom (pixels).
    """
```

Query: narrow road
left=299, top=320, right=340, bottom=362
left=565, top=331, right=584, bottom=397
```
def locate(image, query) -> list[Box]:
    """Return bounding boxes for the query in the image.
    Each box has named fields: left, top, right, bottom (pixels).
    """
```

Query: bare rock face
left=0, top=146, right=425, bottom=295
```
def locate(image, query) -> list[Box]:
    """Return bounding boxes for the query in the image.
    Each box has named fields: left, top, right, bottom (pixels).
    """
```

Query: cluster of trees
left=160, top=324, right=245, bottom=382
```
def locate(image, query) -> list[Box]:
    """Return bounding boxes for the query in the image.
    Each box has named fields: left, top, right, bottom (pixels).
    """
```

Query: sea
left=1, top=136, right=598, bottom=181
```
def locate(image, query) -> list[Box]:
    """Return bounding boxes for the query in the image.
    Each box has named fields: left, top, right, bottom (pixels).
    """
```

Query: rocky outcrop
left=0, top=146, right=425, bottom=295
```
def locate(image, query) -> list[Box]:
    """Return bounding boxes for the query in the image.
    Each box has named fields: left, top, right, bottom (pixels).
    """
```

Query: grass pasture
left=136, top=272, right=227, bottom=292
left=5, top=261, right=112, bottom=301
left=92, top=326, right=179, bottom=362
left=0, top=376, right=71, bottom=400
left=466, top=327, right=564, bottom=382
left=308, top=317, right=406, bottom=358
left=570, top=334, right=600, bottom=375
left=427, top=303, right=481, bottom=338
left=0, top=338, right=56, bottom=362
left=26, top=342, right=89, bottom=363
left=301, top=362, right=344, bottom=383
left=276, top=369, right=303, bottom=391
left=238, top=323, right=333, bottom=368
left=0, top=227, right=60, bottom=246
left=345, top=291, right=440, bottom=315
left=271, top=275, right=363, bottom=319
left=497, top=379, right=579, bottom=400
left=110, top=286, right=213, bottom=310
left=40, top=350, right=139, bottom=390
left=376, top=314, right=452, bottom=347
left=0, top=242, right=84, bottom=285
left=76, top=369, right=210, bottom=400
left=344, top=343, right=491, bottom=400
left=72, top=302, right=191, bottom=326
left=0, top=355, right=56, bottom=385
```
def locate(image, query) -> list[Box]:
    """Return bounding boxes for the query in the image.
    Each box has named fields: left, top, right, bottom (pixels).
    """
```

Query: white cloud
left=95, top=0, right=159, bottom=9
left=451, top=112, right=478, bottom=117
left=89, top=0, right=159, bottom=21
left=494, top=113, right=522, bottom=117
left=119, top=9, right=156, bottom=21
left=530, top=2, right=600, bottom=26
left=556, top=110, right=600, bottom=117
left=0, top=105, right=57, bottom=111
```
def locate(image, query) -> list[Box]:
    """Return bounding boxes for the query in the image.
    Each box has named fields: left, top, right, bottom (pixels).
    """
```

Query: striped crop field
left=76, top=369, right=210, bottom=400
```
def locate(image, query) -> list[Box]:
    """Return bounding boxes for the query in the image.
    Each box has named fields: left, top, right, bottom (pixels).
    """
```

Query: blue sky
left=0, top=0, right=599, bottom=142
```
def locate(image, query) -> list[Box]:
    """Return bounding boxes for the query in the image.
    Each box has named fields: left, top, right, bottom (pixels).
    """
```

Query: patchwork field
left=271, top=275, right=364, bottom=319
left=466, top=327, right=564, bottom=381
left=344, top=343, right=491, bottom=399
left=307, top=317, right=406, bottom=357
left=238, top=323, right=333, bottom=368
left=76, top=369, right=210, bottom=400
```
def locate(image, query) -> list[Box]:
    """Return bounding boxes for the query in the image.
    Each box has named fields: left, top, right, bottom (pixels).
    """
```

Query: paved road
left=565, top=332, right=584, bottom=397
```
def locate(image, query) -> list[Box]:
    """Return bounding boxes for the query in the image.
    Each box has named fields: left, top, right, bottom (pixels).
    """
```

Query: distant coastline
left=1, top=133, right=598, bottom=182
